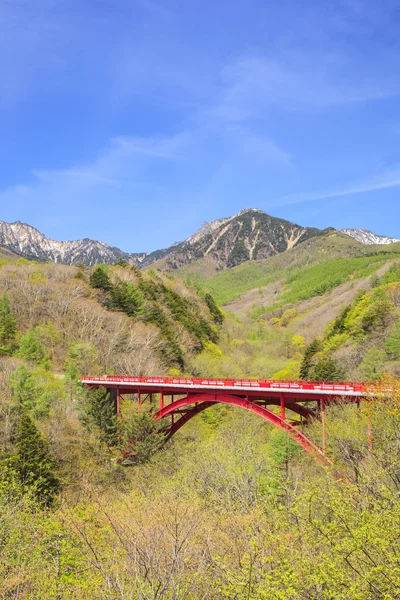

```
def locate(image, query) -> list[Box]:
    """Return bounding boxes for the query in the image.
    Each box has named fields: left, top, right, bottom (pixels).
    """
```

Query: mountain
left=0, top=213, right=398, bottom=270
left=0, top=220, right=148, bottom=267
left=158, top=209, right=332, bottom=272
left=340, top=228, right=400, bottom=245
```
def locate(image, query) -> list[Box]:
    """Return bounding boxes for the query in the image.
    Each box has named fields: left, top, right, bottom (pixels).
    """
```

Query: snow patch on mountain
left=0, top=221, right=148, bottom=266
left=340, top=228, right=400, bottom=245
left=185, top=208, right=264, bottom=245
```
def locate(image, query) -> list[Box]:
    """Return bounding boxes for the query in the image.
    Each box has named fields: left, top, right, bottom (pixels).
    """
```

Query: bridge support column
left=160, top=391, right=164, bottom=411
left=138, top=389, right=141, bottom=412
left=280, top=394, right=285, bottom=420
left=110, top=388, right=121, bottom=416
left=321, top=398, right=326, bottom=455
left=368, top=415, right=373, bottom=451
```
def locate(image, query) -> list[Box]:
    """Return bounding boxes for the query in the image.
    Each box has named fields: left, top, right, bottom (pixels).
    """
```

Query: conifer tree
left=299, top=339, right=322, bottom=379
left=360, top=348, right=386, bottom=381
left=18, top=328, right=49, bottom=367
left=108, top=281, right=144, bottom=316
left=11, top=413, right=59, bottom=505
left=80, top=388, right=117, bottom=446
left=0, top=292, right=17, bottom=356
left=89, top=266, right=112, bottom=291
left=310, top=356, right=343, bottom=382
left=385, top=323, right=400, bottom=359
left=204, top=293, right=224, bottom=325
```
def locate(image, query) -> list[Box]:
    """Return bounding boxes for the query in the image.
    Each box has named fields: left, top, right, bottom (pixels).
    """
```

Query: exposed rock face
left=0, top=220, right=147, bottom=266
left=164, top=209, right=330, bottom=270
left=340, top=228, right=400, bottom=245
left=1, top=214, right=397, bottom=270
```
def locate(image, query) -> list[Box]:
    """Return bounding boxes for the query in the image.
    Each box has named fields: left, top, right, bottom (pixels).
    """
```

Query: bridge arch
left=155, top=393, right=333, bottom=468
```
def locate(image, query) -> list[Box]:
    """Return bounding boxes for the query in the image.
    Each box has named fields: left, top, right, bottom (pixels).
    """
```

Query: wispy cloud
left=270, top=166, right=400, bottom=207
left=209, top=55, right=397, bottom=123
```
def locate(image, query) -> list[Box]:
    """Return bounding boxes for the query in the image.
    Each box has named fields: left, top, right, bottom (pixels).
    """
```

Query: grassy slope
left=187, top=234, right=400, bottom=306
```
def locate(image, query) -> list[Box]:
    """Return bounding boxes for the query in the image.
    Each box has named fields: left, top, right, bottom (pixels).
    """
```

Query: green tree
left=108, top=281, right=144, bottom=316
left=120, top=411, right=164, bottom=465
left=204, top=293, right=224, bottom=325
left=269, top=429, right=301, bottom=473
left=9, top=413, right=59, bottom=505
left=299, top=339, right=322, bottom=379
left=10, top=365, right=50, bottom=418
left=18, top=328, right=49, bottom=367
left=360, top=348, right=386, bottom=381
left=89, top=266, right=112, bottom=291
left=80, top=388, right=117, bottom=446
left=310, top=356, right=343, bottom=381
left=0, top=292, right=17, bottom=356
left=115, top=258, right=129, bottom=268
left=385, top=323, right=400, bottom=359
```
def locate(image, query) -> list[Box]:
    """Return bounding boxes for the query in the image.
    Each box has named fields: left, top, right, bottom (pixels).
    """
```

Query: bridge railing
left=80, top=376, right=367, bottom=394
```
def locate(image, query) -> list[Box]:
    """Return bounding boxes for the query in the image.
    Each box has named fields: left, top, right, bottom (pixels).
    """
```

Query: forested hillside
left=2, top=246, right=400, bottom=598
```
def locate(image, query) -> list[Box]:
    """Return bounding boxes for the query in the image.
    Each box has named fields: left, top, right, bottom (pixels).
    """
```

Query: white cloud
left=209, top=55, right=397, bottom=123
left=270, top=167, right=400, bottom=207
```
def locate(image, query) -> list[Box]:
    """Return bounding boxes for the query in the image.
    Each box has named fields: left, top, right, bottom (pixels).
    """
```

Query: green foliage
left=142, top=302, right=185, bottom=368
left=272, top=359, right=300, bottom=380
left=360, top=348, right=386, bottom=381
left=344, top=289, right=394, bottom=338
left=9, top=365, right=60, bottom=419
left=10, top=365, right=41, bottom=415
left=0, top=292, right=17, bottom=356
left=199, top=237, right=400, bottom=306
left=381, top=261, right=400, bottom=285
left=89, top=266, right=112, bottom=291
left=299, top=339, right=322, bottom=379
left=18, top=328, right=50, bottom=367
left=120, top=410, right=164, bottom=465
left=6, top=413, right=59, bottom=505
left=276, top=256, right=388, bottom=306
left=269, top=429, right=301, bottom=466
left=204, top=292, right=224, bottom=325
left=309, top=356, right=344, bottom=381
left=64, top=341, right=97, bottom=380
left=79, top=387, right=117, bottom=446
left=114, top=258, right=129, bottom=267
left=385, top=322, right=400, bottom=359
left=107, top=281, right=144, bottom=316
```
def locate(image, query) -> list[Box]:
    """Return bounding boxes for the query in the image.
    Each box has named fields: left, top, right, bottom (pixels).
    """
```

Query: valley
left=1, top=212, right=400, bottom=598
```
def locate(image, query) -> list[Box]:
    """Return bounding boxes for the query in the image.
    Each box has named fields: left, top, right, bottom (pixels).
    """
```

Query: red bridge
left=81, top=376, right=370, bottom=468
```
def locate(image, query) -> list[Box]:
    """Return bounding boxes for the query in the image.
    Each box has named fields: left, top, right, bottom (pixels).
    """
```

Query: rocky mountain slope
left=0, top=220, right=148, bottom=266
left=340, top=228, right=400, bottom=245
left=157, top=209, right=332, bottom=271
left=0, top=212, right=398, bottom=270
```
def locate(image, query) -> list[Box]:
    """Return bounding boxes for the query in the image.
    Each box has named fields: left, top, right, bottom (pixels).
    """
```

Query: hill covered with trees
left=1, top=246, right=400, bottom=598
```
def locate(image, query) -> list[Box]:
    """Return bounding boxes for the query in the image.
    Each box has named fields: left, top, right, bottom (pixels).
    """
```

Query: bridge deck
left=81, top=376, right=367, bottom=398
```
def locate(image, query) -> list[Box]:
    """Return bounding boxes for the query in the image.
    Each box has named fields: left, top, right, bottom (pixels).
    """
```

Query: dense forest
left=1, top=249, right=400, bottom=598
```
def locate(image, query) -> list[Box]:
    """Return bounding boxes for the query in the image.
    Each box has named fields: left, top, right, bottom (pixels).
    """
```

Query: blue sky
left=1, top=0, right=400, bottom=252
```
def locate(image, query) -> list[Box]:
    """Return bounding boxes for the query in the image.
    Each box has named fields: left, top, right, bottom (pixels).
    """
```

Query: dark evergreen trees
left=108, top=282, right=144, bottom=316
left=120, top=411, right=164, bottom=465
left=299, top=339, right=322, bottom=379
left=204, top=293, right=224, bottom=325
left=89, top=267, right=112, bottom=291
left=80, top=388, right=117, bottom=446
left=11, top=413, right=59, bottom=505
left=310, top=356, right=343, bottom=382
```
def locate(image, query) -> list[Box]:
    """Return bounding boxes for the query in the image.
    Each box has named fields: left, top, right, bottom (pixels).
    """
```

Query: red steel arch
left=155, top=393, right=333, bottom=467
left=81, top=375, right=368, bottom=467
